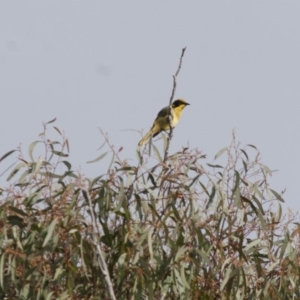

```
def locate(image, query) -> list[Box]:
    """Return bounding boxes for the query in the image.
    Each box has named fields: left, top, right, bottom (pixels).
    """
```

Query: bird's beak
left=186, top=103, right=190, bottom=106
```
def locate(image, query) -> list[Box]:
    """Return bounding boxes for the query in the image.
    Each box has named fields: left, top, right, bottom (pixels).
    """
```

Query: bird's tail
left=138, top=128, right=157, bottom=146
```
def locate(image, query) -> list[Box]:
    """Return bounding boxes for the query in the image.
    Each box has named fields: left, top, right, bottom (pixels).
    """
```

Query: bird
left=138, top=98, right=190, bottom=146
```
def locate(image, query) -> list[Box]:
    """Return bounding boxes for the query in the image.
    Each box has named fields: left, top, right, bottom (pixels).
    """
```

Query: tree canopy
left=0, top=120, right=298, bottom=300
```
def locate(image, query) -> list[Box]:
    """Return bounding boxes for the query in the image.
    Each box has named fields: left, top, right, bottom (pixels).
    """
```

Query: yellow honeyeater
left=138, top=99, right=190, bottom=146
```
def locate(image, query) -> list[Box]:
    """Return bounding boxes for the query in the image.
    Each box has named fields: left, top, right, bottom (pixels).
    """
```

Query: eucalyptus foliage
left=0, top=122, right=298, bottom=300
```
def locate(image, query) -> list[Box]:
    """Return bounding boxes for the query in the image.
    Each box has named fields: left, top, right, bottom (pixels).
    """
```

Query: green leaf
left=188, top=174, right=201, bottom=188
left=28, top=141, right=41, bottom=161
left=244, top=239, right=261, bottom=253
left=0, top=253, right=5, bottom=289
left=147, top=172, right=157, bottom=187
left=0, top=150, right=16, bottom=163
left=45, top=292, right=54, bottom=300
left=107, top=153, right=115, bottom=170
left=174, top=268, right=184, bottom=292
left=252, top=182, right=264, bottom=199
left=52, top=150, right=68, bottom=157
left=221, top=266, right=235, bottom=291
left=86, top=152, right=108, bottom=164
left=175, top=246, right=187, bottom=262
left=214, top=147, right=227, bottom=160
left=241, top=196, right=258, bottom=213
left=269, top=188, right=285, bottom=202
left=232, top=171, right=241, bottom=208
left=232, top=170, right=240, bottom=194
left=53, top=267, right=64, bottom=280
left=117, top=253, right=127, bottom=268
left=148, top=229, right=154, bottom=261
left=242, top=159, right=248, bottom=174
left=260, top=163, right=272, bottom=176
left=207, top=164, right=223, bottom=168
left=136, top=148, right=143, bottom=165
left=251, top=196, right=265, bottom=216
left=7, top=215, right=25, bottom=228
left=196, top=249, right=210, bottom=264
left=241, top=178, right=248, bottom=186
left=205, top=185, right=216, bottom=209
left=90, top=175, right=104, bottom=187
left=46, top=117, right=57, bottom=124
left=279, top=232, right=290, bottom=258
left=116, top=166, right=135, bottom=172
left=6, top=162, right=24, bottom=181
left=32, top=158, right=44, bottom=176
left=62, top=160, right=72, bottom=171
left=266, top=261, right=280, bottom=273
left=246, top=144, right=257, bottom=150
left=199, top=181, right=209, bottom=196
left=42, top=218, right=58, bottom=247
left=256, top=208, right=266, bottom=229
left=65, top=138, right=70, bottom=153
left=152, top=144, right=162, bottom=162
left=8, top=206, right=28, bottom=217
left=180, top=264, right=190, bottom=289
left=276, top=203, right=282, bottom=222
left=57, top=285, right=68, bottom=300
left=240, top=149, right=248, bottom=160
left=162, top=133, right=168, bottom=150
left=53, top=126, right=62, bottom=136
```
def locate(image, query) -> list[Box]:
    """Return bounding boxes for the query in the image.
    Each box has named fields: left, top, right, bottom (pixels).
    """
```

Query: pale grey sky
left=1, top=2, right=300, bottom=211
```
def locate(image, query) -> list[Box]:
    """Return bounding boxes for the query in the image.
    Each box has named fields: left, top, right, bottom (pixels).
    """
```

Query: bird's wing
left=156, top=106, right=171, bottom=119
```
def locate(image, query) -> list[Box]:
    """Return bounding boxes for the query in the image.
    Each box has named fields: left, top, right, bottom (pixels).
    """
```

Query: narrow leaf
left=252, top=196, right=265, bottom=215
left=188, top=174, right=201, bottom=188
left=8, top=206, right=28, bottom=217
left=6, top=162, right=24, bottom=181
left=232, top=170, right=240, bottom=195
left=46, top=118, right=57, bottom=124
left=62, top=160, right=72, bottom=171
left=221, top=267, right=235, bottom=291
left=180, top=264, right=190, bottom=289
left=53, top=126, right=62, bottom=136
left=42, top=218, right=58, bottom=247
left=214, top=147, right=227, bottom=160
left=152, top=144, right=162, bottom=162
left=136, top=149, right=143, bottom=165
left=52, top=151, right=68, bottom=157
left=148, top=229, right=154, bottom=261
left=0, top=150, right=16, bottom=163
left=0, top=253, right=5, bottom=289
left=242, top=159, right=248, bottom=174
left=246, top=144, right=257, bottom=150
left=244, top=239, right=261, bottom=253
left=199, top=181, right=209, bottom=196
left=207, top=164, right=223, bottom=168
left=205, top=185, right=216, bottom=209
left=269, top=188, right=285, bottom=202
left=28, top=141, right=40, bottom=161
left=240, top=149, right=248, bottom=160
left=86, top=152, right=108, bottom=164
left=65, top=138, right=70, bottom=153
left=107, top=153, right=115, bottom=170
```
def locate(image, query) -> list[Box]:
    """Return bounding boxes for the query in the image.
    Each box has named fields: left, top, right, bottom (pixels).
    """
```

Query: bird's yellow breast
left=171, top=104, right=186, bottom=127
left=152, top=102, right=188, bottom=131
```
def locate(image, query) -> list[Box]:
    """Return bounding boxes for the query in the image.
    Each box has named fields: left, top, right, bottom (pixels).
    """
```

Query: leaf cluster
left=0, top=123, right=299, bottom=300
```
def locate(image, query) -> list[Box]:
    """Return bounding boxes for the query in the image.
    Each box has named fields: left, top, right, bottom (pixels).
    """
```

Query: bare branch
left=163, top=47, right=187, bottom=162
left=82, top=188, right=117, bottom=300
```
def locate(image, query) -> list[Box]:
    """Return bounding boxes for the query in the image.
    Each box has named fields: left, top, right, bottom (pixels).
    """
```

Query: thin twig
left=163, top=47, right=187, bottom=162
left=82, top=188, right=117, bottom=300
